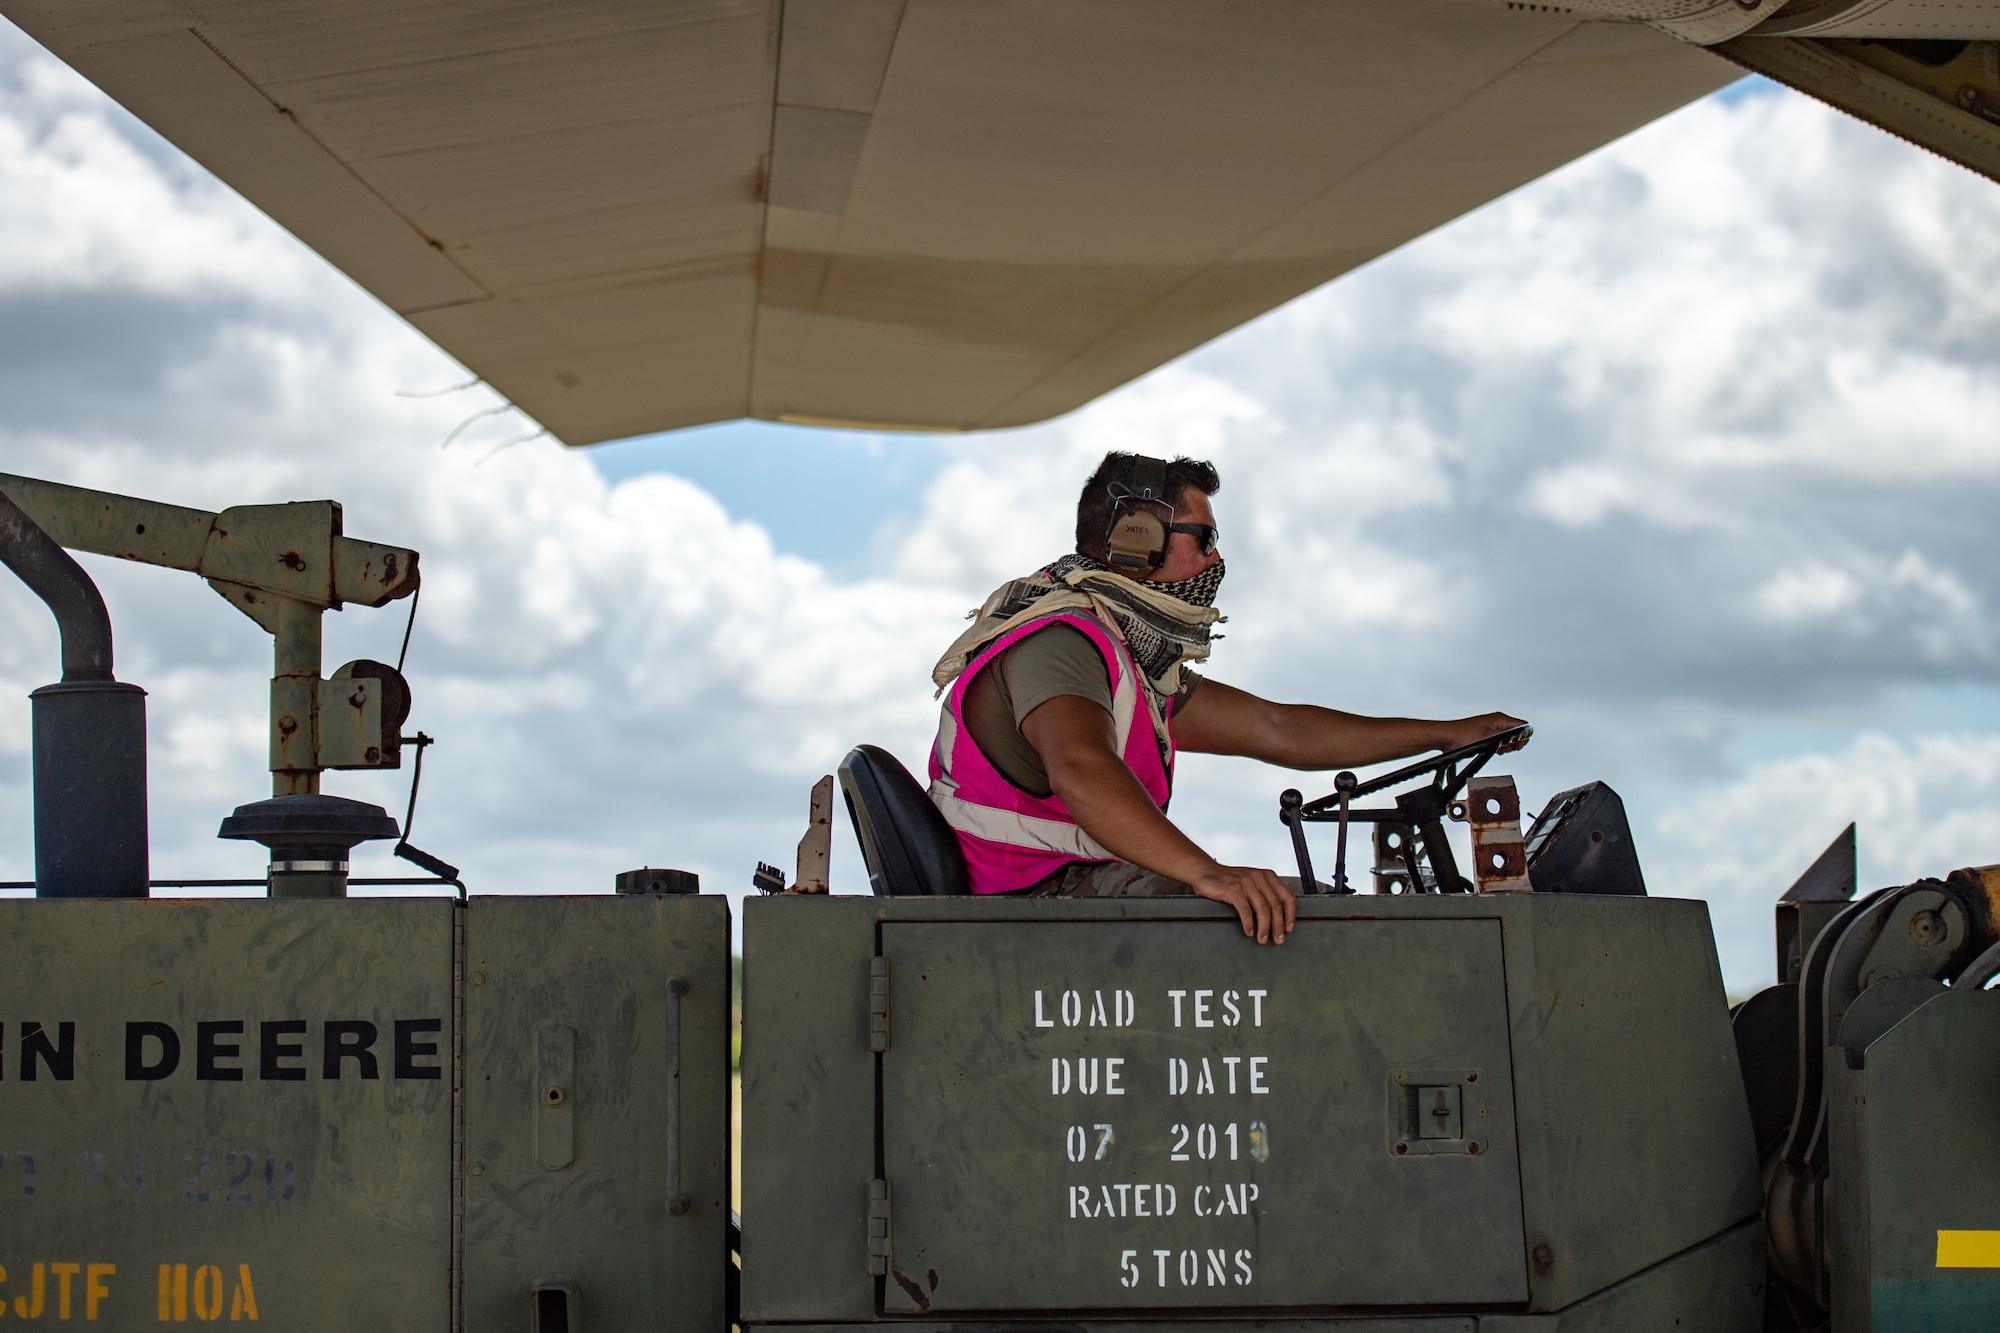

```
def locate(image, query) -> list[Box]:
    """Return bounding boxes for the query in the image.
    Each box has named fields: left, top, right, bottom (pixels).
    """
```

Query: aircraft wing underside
left=3, top=1, right=1994, bottom=444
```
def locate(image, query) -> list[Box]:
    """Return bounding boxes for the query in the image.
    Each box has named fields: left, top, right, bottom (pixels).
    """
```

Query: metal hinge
left=867, top=1178, right=892, bottom=1275
left=869, top=956, right=890, bottom=1053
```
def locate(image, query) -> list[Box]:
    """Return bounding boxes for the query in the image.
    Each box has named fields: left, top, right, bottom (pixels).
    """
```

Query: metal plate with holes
left=0, top=899, right=452, bottom=1330
left=876, top=918, right=1525, bottom=1313
left=461, top=894, right=731, bottom=1333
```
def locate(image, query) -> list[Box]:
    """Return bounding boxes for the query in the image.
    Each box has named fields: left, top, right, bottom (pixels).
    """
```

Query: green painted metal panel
left=0, top=899, right=452, bottom=1329
left=739, top=892, right=1759, bottom=1327
left=1827, top=987, right=2000, bottom=1333
left=877, top=918, right=1526, bottom=1312
left=461, top=894, right=732, bottom=1332
left=740, top=896, right=880, bottom=1322
left=1500, top=894, right=1759, bottom=1313
left=1480, top=1218, right=1762, bottom=1332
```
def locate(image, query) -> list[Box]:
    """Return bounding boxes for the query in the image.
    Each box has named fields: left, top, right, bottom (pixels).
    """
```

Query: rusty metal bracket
left=790, top=775, right=833, bottom=893
left=1452, top=774, right=1532, bottom=894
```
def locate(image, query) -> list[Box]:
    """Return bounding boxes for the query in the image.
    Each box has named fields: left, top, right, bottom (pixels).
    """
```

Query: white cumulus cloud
left=5, top=26, right=2000, bottom=997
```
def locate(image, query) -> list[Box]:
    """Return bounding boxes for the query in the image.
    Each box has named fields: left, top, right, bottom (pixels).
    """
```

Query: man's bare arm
left=1174, top=678, right=1525, bottom=769
left=1021, top=695, right=1297, bottom=945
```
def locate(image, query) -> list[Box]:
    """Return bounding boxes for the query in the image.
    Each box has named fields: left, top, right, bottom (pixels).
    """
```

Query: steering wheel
left=1277, top=723, right=1532, bottom=896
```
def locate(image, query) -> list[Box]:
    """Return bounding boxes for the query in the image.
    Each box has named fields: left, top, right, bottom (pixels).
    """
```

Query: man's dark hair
left=1074, top=452, right=1221, bottom=562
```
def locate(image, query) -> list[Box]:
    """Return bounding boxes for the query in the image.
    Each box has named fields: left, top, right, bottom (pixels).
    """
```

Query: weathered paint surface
left=878, top=918, right=1524, bottom=1311
left=742, top=892, right=1760, bottom=1326
left=462, top=894, right=732, bottom=1331
left=1828, top=986, right=2000, bottom=1333
left=0, top=894, right=733, bottom=1331
left=0, top=899, right=452, bottom=1328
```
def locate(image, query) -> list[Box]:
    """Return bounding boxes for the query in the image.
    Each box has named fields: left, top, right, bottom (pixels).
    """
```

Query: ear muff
left=1107, top=507, right=1167, bottom=574
left=1105, top=457, right=1173, bottom=575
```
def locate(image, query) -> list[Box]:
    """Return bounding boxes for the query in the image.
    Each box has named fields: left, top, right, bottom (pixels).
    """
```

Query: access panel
left=1828, top=986, right=2000, bottom=1331
left=877, top=919, right=1526, bottom=1314
left=461, top=894, right=733, bottom=1333
left=0, top=899, right=452, bottom=1329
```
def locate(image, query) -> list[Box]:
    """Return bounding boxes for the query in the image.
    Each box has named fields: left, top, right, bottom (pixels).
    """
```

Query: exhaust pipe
left=0, top=486, right=148, bottom=898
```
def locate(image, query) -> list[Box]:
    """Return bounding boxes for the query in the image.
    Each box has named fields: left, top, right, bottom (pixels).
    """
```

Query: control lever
left=1279, top=790, right=1315, bottom=894
left=1281, top=773, right=1357, bottom=895
left=393, top=731, right=464, bottom=898
left=1331, top=770, right=1357, bottom=894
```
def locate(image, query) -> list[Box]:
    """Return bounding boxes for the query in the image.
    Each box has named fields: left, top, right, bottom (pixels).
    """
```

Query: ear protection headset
left=1104, top=455, right=1175, bottom=576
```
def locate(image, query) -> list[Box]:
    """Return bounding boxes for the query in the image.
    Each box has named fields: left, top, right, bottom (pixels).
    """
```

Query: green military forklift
left=4, top=470, right=1996, bottom=1332
left=11, top=0, right=2000, bottom=1326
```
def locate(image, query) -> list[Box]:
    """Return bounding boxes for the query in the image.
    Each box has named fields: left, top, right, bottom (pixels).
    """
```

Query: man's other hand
left=1189, top=865, right=1297, bottom=945
left=1442, top=712, right=1530, bottom=754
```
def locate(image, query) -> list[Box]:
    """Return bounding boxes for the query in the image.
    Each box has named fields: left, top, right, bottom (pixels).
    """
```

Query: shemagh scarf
left=932, top=553, right=1227, bottom=724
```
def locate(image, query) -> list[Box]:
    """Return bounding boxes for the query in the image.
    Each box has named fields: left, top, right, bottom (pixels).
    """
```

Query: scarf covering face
left=932, top=553, right=1227, bottom=720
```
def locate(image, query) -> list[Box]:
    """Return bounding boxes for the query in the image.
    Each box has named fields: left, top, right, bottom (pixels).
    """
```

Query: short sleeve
left=997, top=624, right=1115, bottom=726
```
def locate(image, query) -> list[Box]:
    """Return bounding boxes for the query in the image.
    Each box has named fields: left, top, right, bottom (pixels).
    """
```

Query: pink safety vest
left=928, top=610, right=1176, bottom=894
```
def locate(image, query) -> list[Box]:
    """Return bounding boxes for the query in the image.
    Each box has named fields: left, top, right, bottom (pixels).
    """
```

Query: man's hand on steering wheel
left=1443, top=712, right=1531, bottom=755
left=1189, top=863, right=1297, bottom=945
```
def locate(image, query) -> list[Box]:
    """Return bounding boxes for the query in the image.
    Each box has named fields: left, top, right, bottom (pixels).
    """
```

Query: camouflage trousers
left=1022, top=861, right=1318, bottom=897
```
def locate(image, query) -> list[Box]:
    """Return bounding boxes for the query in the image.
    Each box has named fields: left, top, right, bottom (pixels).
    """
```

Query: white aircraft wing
left=10, top=1, right=1970, bottom=444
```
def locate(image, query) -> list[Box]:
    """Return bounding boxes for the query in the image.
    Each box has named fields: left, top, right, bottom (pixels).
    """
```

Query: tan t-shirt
left=963, top=622, right=1200, bottom=798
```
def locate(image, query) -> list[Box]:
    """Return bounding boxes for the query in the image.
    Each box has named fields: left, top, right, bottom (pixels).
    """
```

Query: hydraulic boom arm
left=0, top=473, right=420, bottom=794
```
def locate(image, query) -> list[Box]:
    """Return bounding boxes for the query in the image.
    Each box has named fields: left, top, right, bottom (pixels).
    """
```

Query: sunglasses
left=1166, top=522, right=1220, bottom=557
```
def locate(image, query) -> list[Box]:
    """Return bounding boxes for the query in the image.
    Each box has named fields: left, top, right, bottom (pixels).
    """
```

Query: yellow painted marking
left=229, top=1265, right=258, bottom=1322
left=86, top=1263, right=114, bottom=1320
left=1937, top=1231, right=2000, bottom=1267
left=16, top=1262, right=46, bottom=1318
left=194, top=1264, right=224, bottom=1321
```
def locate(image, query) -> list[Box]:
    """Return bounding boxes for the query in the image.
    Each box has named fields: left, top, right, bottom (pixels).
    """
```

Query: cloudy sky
left=4, top=20, right=1999, bottom=992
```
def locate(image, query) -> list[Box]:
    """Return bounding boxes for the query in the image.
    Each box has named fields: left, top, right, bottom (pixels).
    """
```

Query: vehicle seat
left=837, top=745, right=970, bottom=896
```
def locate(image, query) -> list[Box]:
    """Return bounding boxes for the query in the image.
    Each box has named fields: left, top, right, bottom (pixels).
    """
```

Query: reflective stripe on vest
left=928, top=789, right=1119, bottom=861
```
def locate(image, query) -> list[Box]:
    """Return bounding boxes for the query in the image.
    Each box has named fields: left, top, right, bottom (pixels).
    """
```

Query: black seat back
left=837, top=745, right=970, bottom=896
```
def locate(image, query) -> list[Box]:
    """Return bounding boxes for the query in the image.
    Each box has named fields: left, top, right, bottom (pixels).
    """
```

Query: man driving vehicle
left=928, top=452, right=1528, bottom=946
